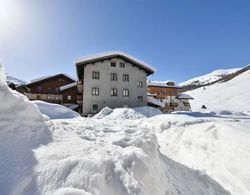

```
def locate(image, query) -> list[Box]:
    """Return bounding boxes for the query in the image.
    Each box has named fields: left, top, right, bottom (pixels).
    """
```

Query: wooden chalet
left=26, top=74, right=76, bottom=104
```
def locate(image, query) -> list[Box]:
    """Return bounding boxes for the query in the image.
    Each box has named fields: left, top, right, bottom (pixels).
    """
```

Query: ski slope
left=187, top=69, right=250, bottom=112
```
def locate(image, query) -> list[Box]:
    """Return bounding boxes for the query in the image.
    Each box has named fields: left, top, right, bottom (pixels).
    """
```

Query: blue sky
left=0, top=0, right=250, bottom=83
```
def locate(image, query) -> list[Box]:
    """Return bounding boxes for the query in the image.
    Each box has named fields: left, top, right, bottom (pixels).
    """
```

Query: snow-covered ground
left=33, top=100, right=80, bottom=119
left=0, top=63, right=230, bottom=194
left=1, top=62, right=250, bottom=195
left=187, top=69, right=250, bottom=112
left=180, top=67, right=240, bottom=86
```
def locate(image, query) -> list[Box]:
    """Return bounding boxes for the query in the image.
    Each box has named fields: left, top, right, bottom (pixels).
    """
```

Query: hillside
left=179, top=65, right=250, bottom=92
left=187, top=67, right=250, bottom=112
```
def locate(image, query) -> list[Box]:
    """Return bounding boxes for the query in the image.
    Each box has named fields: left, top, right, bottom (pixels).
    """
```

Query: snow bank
left=139, top=113, right=250, bottom=194
left=94, top=106, right=162, bottom=119
left=33, top=100, right=80, bottom=119
left=0, top=63, right=51, bottom=194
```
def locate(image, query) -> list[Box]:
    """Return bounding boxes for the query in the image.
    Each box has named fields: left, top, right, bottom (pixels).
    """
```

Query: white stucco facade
left=81, top=57, right=148, bottom=115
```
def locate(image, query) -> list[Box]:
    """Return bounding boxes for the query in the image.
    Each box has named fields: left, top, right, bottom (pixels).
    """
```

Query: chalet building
left=25, top=74, right=77, bottom=105
left=75, top=51, right=155, bottom=116
left=147, top=81, right=193, bottom=111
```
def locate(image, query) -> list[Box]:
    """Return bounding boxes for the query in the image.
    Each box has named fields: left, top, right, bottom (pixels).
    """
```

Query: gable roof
left=27, top=74, right=76, bottom=86
left=75, top=51, right=156, bottom=78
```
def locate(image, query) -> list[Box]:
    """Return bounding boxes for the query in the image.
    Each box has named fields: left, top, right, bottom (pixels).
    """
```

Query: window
left=92, top=71, right=100, bottom=79
left=37, top=86, right=42, bottom=92
left=47, top=95, right=51, bottom=100
left=55, top=96, right=59, bottom=100
left=111, top=73, right=117, bottom=81
left=93, top=104, right=98, bottom=112
left=92, top=87, right=99, bottom=95
left=122, top=74, right=129, bottom=82
left=111, top=61, right=116, bottom=67
left=120, top=63, right=125, bottom=68
left=111, top=88, right=117, bottom=96
left=137, top=81, right=143, bottom=88
left=123, top=89, right=129, bottom=97
left=67, top=95, right=71, bottom=100
left=138, top=96, right=143, bottom=102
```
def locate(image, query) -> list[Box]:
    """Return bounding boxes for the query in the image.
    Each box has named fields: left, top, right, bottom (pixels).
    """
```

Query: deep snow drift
left=0, top=64, right=51, bottom=194
left=33, top=100, right=80, bottom=119
left=187, top=69, right=250, bottom=112
left=139, top=112, right=250, bottom=195
left=93, top=106, right=162, bottom=119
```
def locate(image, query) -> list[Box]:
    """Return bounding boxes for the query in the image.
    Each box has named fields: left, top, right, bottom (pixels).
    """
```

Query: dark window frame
left=92, top=71, right=100, bottom=79
left=138, top=96, right=143, bottom=102
left=120, top=63, right=125, bottom=68
left=137, top=81, right=143, bottom=88
left=122, top=74, right=129, bottom=82
left=92, top=87, right=99, bottom=96
left=111, top=73, right=118, bottom=81
left=111, top=88, right=118, bottom=96
left=111, top=61, right=116, bottom=67
left=123, top=89, right=129, bottom=97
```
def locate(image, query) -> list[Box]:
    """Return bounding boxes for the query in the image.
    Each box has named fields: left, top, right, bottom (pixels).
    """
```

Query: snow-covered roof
left=147, top=97, right=165, bottom=107
left=176, top=94, right=194, bottom=99
left=28, top=74, right=76, bottom=85
left=75, top=51, right=156, bottom=77
left=147, top=92, right=157, bottom=96
left=147, top=80, right=181, bottom=88
left=60, top=82, right=77, bottom=91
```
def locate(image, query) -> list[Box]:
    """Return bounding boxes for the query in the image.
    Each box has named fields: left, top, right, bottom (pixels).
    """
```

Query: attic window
left=120, top=63, right=125, bottom=68
left=111, top=62, right=116, bottom=67
left=167, top=82, right=175, bottom=86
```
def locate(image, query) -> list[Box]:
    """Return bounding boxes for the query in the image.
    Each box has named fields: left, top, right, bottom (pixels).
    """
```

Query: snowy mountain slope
left=139, top=112, right=250, bottom=195
left=180, top=67, right=240, bottom=87
left=6, top=73, right=26, bottom=86
left=187, top=68, right=250, bottom=112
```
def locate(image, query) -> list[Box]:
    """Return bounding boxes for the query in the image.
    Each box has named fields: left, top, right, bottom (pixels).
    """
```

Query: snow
left=30, top=74, right=76, bottom=84
left=0, top=63, right=51, bottom=194
left=60, top=82, right=77, bottom=91
left=177, top=93, right=194, bottom=99
left=75, top=51, right=156, bottom=74
left=147, top=97, right=165, bottom=107
left=32, top=100, right=80, bottom=119
left=1, top=62, right=248, bottom=195
left=6, top=74, right=26, bottom=86
left=93, top=106, right=163, bottom=119
left=139, top=112, right=250, bottom=195
left=147, top=80, right=180, bottom=88
left=180, top=67, right=240, bottom=86
left=187, top=69, right=250, bottom=112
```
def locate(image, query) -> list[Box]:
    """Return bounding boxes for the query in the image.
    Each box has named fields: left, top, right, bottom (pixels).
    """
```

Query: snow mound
left=33, top=100, right=80, bottom=119
left=140, top=113, right=250, bottom=194
left=34, top=118, right=229, bottom=195
left=94, top=106, right=162, bottom=119
left=0, top=63, right=51, bottom=194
